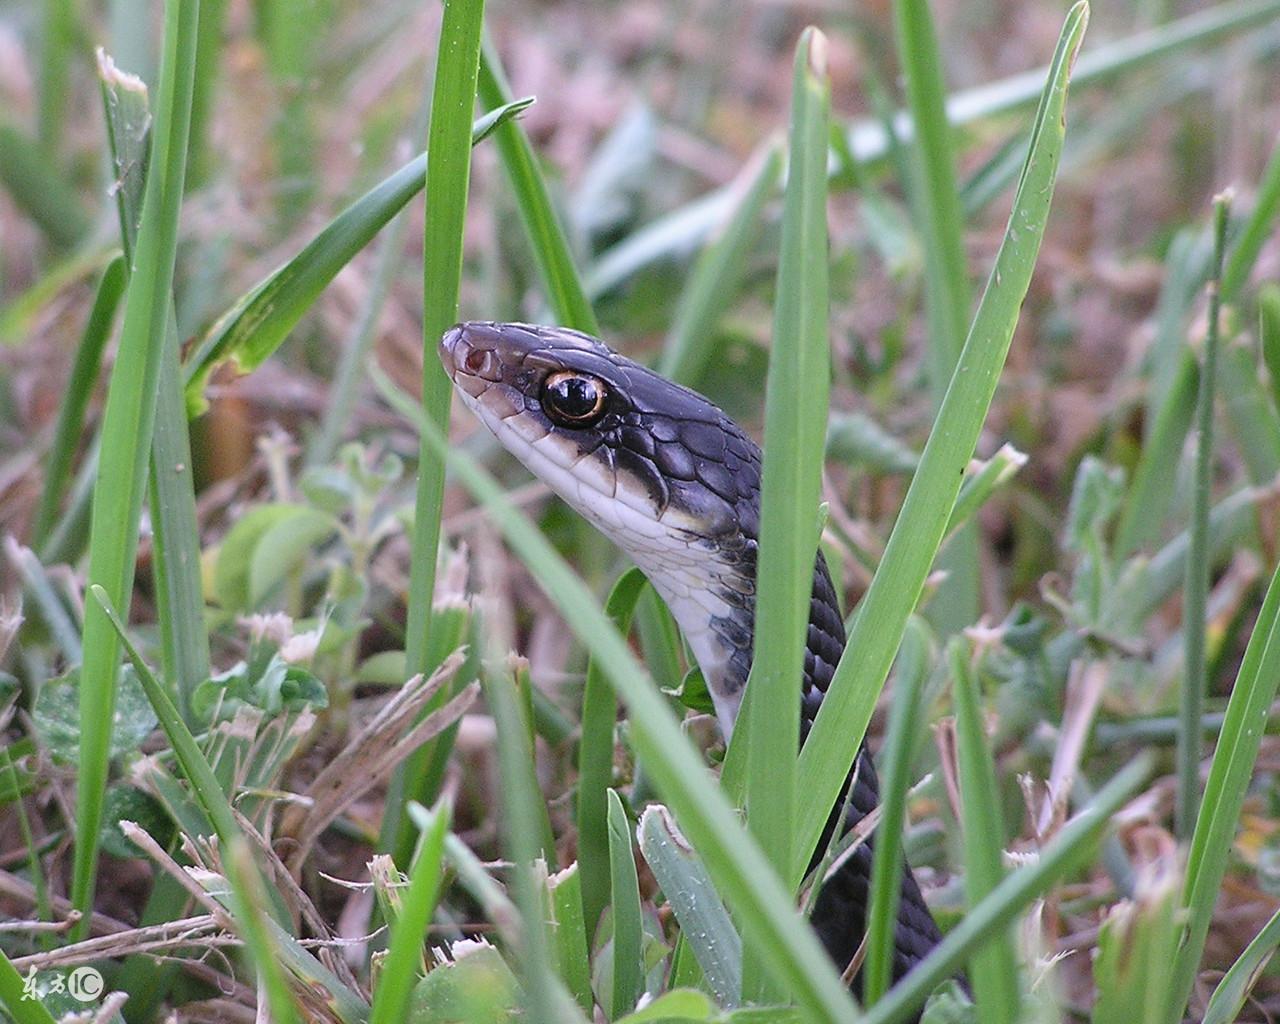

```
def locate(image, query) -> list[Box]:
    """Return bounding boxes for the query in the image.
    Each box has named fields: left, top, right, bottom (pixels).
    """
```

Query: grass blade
left=1201, top=904, right=1280, bottom=1024
left=951, top=638, right=1019, bottom=1020
left=863, top=618, right=932, bottom=1005
left=477, top=36, right=599, bottom=334
left=0, top=948, right=58, bottom=1024
left=370, top=798, right=452, bottom=1024
left=181, top=98, right=532, bottom=408
left=29, top=256, right=126, bottom=550
left=638, top=804, right=742, bottom=1008
left=1221, top=134, right=1280, bottom=302
left=223, top=838, right=303, bottom=1024
left=1166, top=558, right=1280, bottom=1018
left=793, top=1, right=1089, bottom=881
left=658, top=145, right=782, bottom=387
left=608, top=789, right=645, bottom=1017
left=71, top=0, right=199, bottom=935
left=1176, top=194, right=1230, bottom=840
left=580, top=569, right=648, bottom=941
left=738, top=30, right=829, bottom=1003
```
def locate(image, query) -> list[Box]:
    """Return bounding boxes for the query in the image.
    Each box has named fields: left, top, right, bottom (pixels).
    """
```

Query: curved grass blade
left=1202, top=903, right=1280, bottom=1024
left=793, top=1, right=1090, bottom=881
left=72, top=0, right=200, bottom=936
left=0, top=949, right=58, bottom=1024
left=862, top=752, right=1152, bottom=1024
left=181, top=97, right=532, bottom=410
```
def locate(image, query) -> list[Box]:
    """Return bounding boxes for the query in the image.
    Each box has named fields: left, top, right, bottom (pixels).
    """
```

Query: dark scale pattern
left=441, top=322, right=947, bottom=999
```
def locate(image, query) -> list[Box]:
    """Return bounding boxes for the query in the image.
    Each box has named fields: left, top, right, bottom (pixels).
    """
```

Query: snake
left=439, top=320, right=944, bottom=995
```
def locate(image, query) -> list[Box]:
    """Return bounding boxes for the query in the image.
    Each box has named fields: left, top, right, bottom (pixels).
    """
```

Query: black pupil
left=547, top=377, right=600, bottom=420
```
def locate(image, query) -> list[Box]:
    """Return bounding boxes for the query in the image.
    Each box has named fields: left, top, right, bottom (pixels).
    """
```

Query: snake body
left=440, top=320, right=944, bottom=991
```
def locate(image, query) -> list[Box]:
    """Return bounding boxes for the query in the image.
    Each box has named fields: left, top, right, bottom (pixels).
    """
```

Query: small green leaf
left=34, top=666, right=157, bottom=764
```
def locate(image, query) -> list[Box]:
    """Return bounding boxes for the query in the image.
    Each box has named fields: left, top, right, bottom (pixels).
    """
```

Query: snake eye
left=542, top=371, right=607, bottom=427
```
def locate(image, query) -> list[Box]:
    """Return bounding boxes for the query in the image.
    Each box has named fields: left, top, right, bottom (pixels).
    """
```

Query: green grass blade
left=88, top=585, right=242, bottom=848
left=580, top=569, right=648, bottom=941
left=659, top=145, right=782, bottom=387
left=638, top=804, right=742, bottom=1008
left=548, top=863, right=594, bottom=1013
left=1221, top=134, right=1280, bottom=302
left=100, top=44, right=211, bottom=723
left=1176, top=194, right=1230, bottom=840
left=950, top=639, right=1019, bottom=1021
left=1201, top=903, right=1280, bottom=1024
left=29, top=256, right=126, bottom=550
left=223, top=837, right=303, bottom=1024
left=484, top=666, right=582, bottom=1021
left=0, top=122, right=90, bottom=249
left=793, top=1, right=1089, bottom=881
left=0, top=948, right=58, bottom=1024
left=739, top=32, right=829, bottom=1004
left=1115, top=349, right=1198, bottom=558
left=863, top=618, right=931, bottom=1005
left=1219, top=340, right=1280, bottom=485
left=608, top=789, right=645, bottom=1017
left=1092, top=870, right=1181, bottom=1024
left=403, top=0, right=485, bottom=700
left=1166, top=553, right=1280, bottom=1019
left=477, top=35, right=599, bottom=334
left=399, top=394, right=857, bottom=1021
left=181, top=98, right=531, bottom=408
left=186, top=0, right=227, bottom=186
left=893, top=0, right=970, bottom=390
left=72, top=0, right=199, bottom=936
left=371, top=798, right=452, bottom=1024
left=861, top=752, right=1152, bottom=1024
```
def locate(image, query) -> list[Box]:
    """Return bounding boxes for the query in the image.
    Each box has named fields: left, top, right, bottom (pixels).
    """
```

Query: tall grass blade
left=1176, top=194, right=1230, bottom=840
left=0, top=122, right=89, bottom=249
left=1165, top=545, right=1280, bottom=1018
left=738, top=29, right=829, bottom=1003
left=794, top=1, right=1089, bottom=880
left=71, top=0, right=200, bottom=935
left=1221, top=134, right=1280, bottom=302
left=398, top=0, right=489, bottom=868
